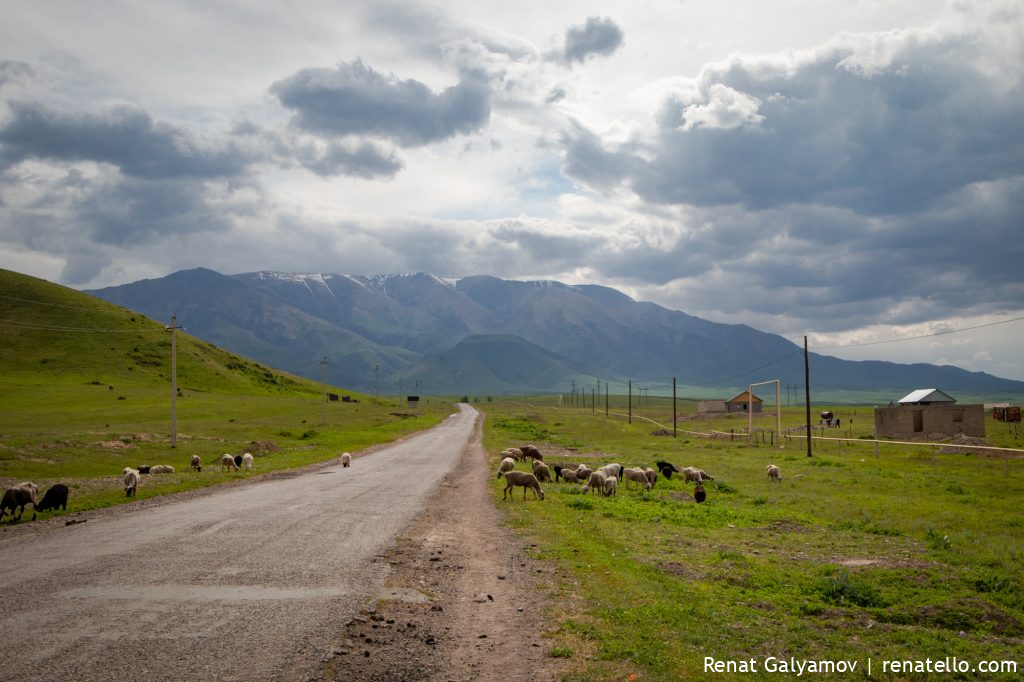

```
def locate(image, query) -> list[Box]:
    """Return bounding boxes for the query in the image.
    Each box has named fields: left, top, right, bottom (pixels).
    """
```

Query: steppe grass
left=481, top=397, right=1024, bottom=681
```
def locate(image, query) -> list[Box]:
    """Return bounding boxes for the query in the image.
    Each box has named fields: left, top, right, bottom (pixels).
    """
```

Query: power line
left=0, top=319, right=169, bottom=333
left=813, top=314, right=1024, bottom=350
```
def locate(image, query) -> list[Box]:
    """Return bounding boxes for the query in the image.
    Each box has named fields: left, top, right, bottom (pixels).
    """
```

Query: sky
left=1, top=0, right=1023, bottom=379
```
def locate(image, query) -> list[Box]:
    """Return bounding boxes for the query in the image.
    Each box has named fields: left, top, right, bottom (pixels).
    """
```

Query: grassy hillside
left=480, top=398, right=1024, bottom=680
left=0, top=268, right=451, bottom=513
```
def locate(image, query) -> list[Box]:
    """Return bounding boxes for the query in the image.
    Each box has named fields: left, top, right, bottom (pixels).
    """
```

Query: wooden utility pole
left=804, top=336, right=813, bottom=457
left=672, top=376, right=677, bottom=437
left=170, top=313, right=177, bottom=448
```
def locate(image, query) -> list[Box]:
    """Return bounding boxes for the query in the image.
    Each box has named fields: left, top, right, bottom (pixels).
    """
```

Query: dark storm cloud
left=0, top=101, right=250, bottom=179
left=563, top=31, right=1024, bottom=216
left=294, top=140, right=403, bottom=178
left=560, top=17, right=624, bottom=64
left=270, top=59, right=491, bottom=147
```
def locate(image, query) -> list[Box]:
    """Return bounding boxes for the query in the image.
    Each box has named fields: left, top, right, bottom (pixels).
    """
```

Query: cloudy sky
left=2, top=1, right=1023, bottom=379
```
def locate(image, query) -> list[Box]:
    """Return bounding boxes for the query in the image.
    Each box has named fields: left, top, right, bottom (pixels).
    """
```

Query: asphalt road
left=0, top=403, right=478, bottom=681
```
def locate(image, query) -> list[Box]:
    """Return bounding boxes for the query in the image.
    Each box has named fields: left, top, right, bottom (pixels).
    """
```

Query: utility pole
left=321, top=355, right=329, bottom=425
left=169, top=313, right=178, bottom=448
left=592, top=388, right=595, bottom=414
left=570, top=380, right=576, bottom=407
left=804, top=336, right=813, bottom=458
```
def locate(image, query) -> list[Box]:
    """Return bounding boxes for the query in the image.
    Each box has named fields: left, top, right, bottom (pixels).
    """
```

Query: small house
left=726, top=391, right=763, bottom=414
left=875, top=389, right=985, bottom=438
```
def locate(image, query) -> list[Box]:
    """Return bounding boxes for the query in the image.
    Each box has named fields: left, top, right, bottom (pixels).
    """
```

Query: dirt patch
left=765, top=520, right=811, bottom=533
left=668, top=491, right=695, bottom=502
left=320, top=418, right=566, bottom=681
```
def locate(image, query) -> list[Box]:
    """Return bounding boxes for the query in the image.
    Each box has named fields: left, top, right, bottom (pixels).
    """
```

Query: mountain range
left=85, top=268, right=1024, bottom=402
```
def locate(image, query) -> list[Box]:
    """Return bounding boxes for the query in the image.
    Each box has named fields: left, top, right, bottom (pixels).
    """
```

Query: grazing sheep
left=123, top=469, right=140, bottom=497
left=520, top=444, right=544, bottom=461
left=603, top=476, right=617, bottom=497
left=149, top=465, right=176, bottom=474
left=623, top=467, right=653, bottom=491
left=35, top=484, right=70, bottom=513
left=767, top=464, right=782, bottom=482
left=655, top=460, right=680, bottom=479
left=189, top=455, right=202, bottom=472
left=496, top=456, right=516, bottom=478
left=1, top=482, right=38, bottom=521
left=694, top=481, right=707, bottom=503
left=220, top=454, right=240, bottom=472
left=532, top=460, right=552, bottom=482
left=501, top=447, right=525, bottom=462
left=241, top=453, right=254, bottom=470
left=502, top=471, right=545, bottom=501
left=682, top=466, right=714, bottom=483
left=137, top=465, right=151, bottom=474
left=581, top=470, right=607, bottom=494
left=557, top=467, right=581, bottom=483
left=575, top=465, right=593, bottom=481
left=341, top=452, right=352, bottom=467
left=644, top=467, right=658, bottom=487
left=598, top=463, right=623, bottom=481
left=233, top=454, right=243, bottom=468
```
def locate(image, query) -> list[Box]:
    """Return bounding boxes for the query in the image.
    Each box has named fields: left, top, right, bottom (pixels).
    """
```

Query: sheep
left=220, top=454, right=239, bottom=472
left=682, top=466, right=714, bottom=483
left=496, top=456, right=516, bottom=478
left=655, top=460, right=680, bottom=479
left=35, top=484, right=69, bottom=513
left=767, top=464, right=782, bottom=482
left=532, top=460, right=552, bottom=482
left=189, top=454, right=202, bottom=472
left=501, top=447, right=525, bottom=462
left=581, top=470, right=607, bottom=494
left=241, top=453, right=254, bottom=470
left=149, top=465, right=176, bottom=474
left=502, top=471, right=545, bottom=501
left=694, top=481, right=707, bottom=503
left=554, top=466, right=580, bottom=483
left=623, top=467, right=653, bottom=491
left=603, top=475, right=617, bottom=497
left=123, top=469, right=140, bottom=497
left=520, top=444, right=544, bottom=461
left=137, top=465, right=151, bottom=474
left=644, top=467, right=658, bottom=487
left=341, top=452, right=352, bottom=467
left=1, top=482, right=38, bottom=521
left=575, top=465, right=593, bottom=481
left=597, top=463, right=623, bottom=481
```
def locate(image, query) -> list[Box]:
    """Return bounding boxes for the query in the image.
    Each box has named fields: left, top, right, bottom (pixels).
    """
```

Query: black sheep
left=36, top=484, right=70, bottom=513
left=552, top=465, right=564, bottom=482
left=655, top=460, right=680, bottom=479
left=694, top=481, right=707, bottom=503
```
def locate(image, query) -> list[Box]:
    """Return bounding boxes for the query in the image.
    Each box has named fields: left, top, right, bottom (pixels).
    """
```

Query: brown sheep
left=502, top=471, right=545, bottom=501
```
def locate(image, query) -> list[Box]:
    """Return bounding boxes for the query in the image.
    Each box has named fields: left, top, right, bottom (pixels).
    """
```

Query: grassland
left=478, top=396, right=1024, bottom=680
left=0, top=268, right=451, bottom=513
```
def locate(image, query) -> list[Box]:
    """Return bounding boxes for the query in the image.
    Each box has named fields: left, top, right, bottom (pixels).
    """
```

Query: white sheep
left=767, top=464, right=782, bottom=482
left=496, top=456, right=516, bottom=478
left=532, top=460, right=551, bottom=482
left=341, top=452, right=352, bottom=467
left=241, top=453, right=254, bottom=470
left=644, top=467, right=658, bottom=487
left=1, top=482, right=38, bottom=521
left=123, top=468, right=140, bottom=497
left=502, top=471, right=545, bottom=501
left=603, top=476, right=617, bottom=497
left=189, top=455, right=202, bottom=472
left=597, top=463, right=623, bottom=480
left=623, top=467, right=653, bottom=491
left=501, top=447, right=524, bottom=462
left=682, top=466, right=714, bottom=483
left=557, top=467, right=580, bottom=483
left=581, top=470, right=607, bottom=494
left=149, top=464, right=176, bottom=474
left=220, top=454, right=239, bottom=472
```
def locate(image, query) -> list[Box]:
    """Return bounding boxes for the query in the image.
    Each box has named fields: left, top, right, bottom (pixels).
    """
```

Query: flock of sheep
left=495, top=444, right=783, bottom=503
left=0, top=449, right=285, bottom=524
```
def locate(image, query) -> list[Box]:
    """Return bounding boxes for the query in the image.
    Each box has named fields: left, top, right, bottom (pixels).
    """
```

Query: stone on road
left=0, top=404, right=477, bottom=681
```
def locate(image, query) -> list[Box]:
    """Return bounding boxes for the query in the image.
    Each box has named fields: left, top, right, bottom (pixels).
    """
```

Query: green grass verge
left=480, top=397, right=1024, bottom=681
